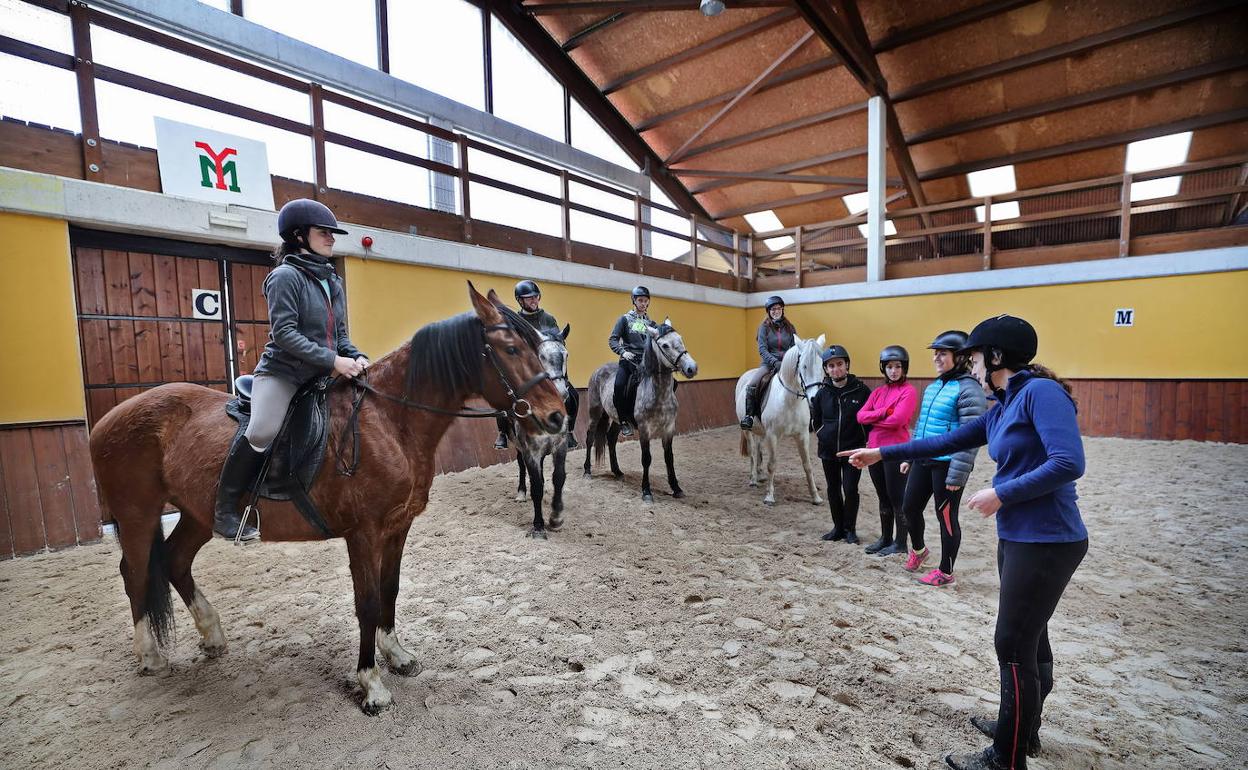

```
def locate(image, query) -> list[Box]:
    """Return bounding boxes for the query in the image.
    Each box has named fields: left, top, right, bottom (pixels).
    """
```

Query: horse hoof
left=612, top=473, right=624, bottom=480
left=548, top=518, right=564, bottom=532
left=526, top=529, right=548, bottom=540
left=138, top=657, right=170, bottom=676
left=672, top=489, right=685, bottom=499
left=514, top=491, right=529, bottom=502
left=642, top=493, right=654, bottom=503
left=389, top=659, right=421, bottom=677
left=199, top=640, right=227, bottom=658
left=582, top=471, right=592, bottom=479
left=763, top=498, right=775, bottom=507
left=361, top=697, right=392, bottom=716
left=748, top=480, right=758, bottom=488
left=812, top=497, right=824, bottom=506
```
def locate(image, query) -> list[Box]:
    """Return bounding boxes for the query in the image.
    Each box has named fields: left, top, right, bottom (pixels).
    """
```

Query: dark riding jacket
left=519, top=307, right=559, bottom=335
left=757, top=318, right=797, bottom=371
left=608, top=310, right=655, bottom=359
left=254, top=252, right=365, bottom=385
left=810, top=374, right=871, bottom=459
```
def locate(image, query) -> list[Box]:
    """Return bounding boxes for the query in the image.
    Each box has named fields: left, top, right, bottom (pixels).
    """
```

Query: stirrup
left=739, top=415, right=754, bottom=430
left=494, top=432, right=509, bottom=450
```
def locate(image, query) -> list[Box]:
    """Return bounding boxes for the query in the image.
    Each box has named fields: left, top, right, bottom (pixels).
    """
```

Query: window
left=841, top=192, right=897, bottom=236
left=490, top=15, right=564, bottom=141
left=389, top=0, right=485, bottom=112
left=745, top=211, right=794, bottom=250
left=245, top=0, right=378, bottom=68
left=1126, top=131, right=1191, bottom=201
left=967, top=166, right=1019, bottom=222
left=570, top=98, right=637, bottom=169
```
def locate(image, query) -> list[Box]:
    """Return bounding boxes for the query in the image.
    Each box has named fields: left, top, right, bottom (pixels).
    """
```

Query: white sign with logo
left=154, top=117, right=275, bottom=210
left=192, top=289, right=223, bottom=320
left=1114, top=308, right=1134, bottom=327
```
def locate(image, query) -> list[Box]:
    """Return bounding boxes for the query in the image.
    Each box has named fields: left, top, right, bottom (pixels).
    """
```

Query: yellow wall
left=781, top=270, right=1248, bottom=380
left=0, top=213, right=85, bottom=423
left=342, top=258, right=755, bottom=382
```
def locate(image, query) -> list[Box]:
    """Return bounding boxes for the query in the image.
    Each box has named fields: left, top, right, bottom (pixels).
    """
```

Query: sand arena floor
left=1, top=429, right=1245, bottom=769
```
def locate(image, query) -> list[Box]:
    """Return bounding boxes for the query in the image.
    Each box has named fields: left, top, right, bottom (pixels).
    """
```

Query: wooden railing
left=0, top=0, right=749, bottom=282
left=751, top=154, right=1248, bottom=285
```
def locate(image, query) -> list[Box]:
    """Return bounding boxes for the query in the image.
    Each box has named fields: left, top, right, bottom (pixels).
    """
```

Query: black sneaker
left=863, top=536, right=890, bottom=554
left=820, top=529, right=845, bottom=542
left=971, top=716, right=1041, bottom=757
left=845, top=531, right=860, bottom=545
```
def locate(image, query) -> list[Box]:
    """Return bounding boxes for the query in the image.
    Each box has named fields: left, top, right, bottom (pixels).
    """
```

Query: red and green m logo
left=196, top=141, right=241, bottom=192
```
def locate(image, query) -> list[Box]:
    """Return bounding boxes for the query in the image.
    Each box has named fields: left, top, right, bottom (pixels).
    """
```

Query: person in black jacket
left=213, top=199, right=369, bottom=542
left=607, top=286, right=657, bottom=437
left=809, top=346, right=871, bottom=543
left=740, top=295, right=798, bottom=430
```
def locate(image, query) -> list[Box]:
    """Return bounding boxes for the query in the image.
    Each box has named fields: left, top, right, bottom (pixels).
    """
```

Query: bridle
left=776, top=342, right=819, bottom=401
left=536, top=337, right=570, bottom=388
left=649, top=330, right=691, bottom=372
left=348, top=322, right=550, bottom=421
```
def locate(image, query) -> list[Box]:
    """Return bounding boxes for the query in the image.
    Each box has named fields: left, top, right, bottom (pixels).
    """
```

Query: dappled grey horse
left=583, top=320, right=698, bottom=502
left=509, top=324, right=575, bottom=538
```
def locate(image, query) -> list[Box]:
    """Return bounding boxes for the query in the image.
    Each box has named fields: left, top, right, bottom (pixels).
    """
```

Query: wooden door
left=227, top=262, right=272, bottom=376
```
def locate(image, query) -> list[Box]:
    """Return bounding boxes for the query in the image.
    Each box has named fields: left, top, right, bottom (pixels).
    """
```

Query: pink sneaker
left=903, top=547, right=930, bottom=572
left=918, top=568, right=955, bottom=587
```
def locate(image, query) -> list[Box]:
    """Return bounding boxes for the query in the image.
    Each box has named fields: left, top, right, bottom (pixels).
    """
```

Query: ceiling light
left=700, top=0, right=726, bottom=17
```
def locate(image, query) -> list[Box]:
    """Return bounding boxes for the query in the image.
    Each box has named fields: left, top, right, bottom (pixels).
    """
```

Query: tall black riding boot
left=740, top=383, right=758, bottom=430
left=821, top=503, right=845, bottom=541
left=865, top=509, right=893, bottom=554
left=565, top=394, right=580, bottom=449
left=877, top=510, right=909, bottom=556
left=213, top=434, right=265, bottom=541
left=494, top=416, right=510, bottom=450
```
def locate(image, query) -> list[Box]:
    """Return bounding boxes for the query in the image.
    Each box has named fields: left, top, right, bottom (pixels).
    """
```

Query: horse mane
left=404, top=303, right=542, bottom=400
left=639, top=322, right=676, bottom=377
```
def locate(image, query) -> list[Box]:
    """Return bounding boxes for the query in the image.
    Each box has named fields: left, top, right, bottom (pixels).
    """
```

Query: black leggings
left=867, top=459, right=907, bottom=544
left=902, top=460, right=965, bottom=572
left=992, top=538, right=1088, bottom=768
left=613, top=358, right=638, bottom=425
left=820, top=457, right=861, bottom=532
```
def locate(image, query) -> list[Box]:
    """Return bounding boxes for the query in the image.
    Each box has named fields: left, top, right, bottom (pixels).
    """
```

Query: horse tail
left=143, top=523, right=175, bottom=648
left=739, top=431, right=748, bottom=457
left=591, top=413, right=608, bottom=466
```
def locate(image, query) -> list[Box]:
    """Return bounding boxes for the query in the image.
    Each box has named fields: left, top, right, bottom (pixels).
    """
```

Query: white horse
left=735, top=334, right=825, bottom=506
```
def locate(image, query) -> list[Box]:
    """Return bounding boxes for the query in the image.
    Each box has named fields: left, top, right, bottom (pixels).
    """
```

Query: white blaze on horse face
left=358, top=666, right=393, bottom=713
left=188, top=588, right=227, bottom=656
left=133, top=617, right=168, bottom=674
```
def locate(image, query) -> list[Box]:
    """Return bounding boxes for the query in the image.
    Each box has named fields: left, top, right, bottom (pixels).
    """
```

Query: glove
left=622, top=351, right=637, bottom=362
left=769, top=360, right=781, bottom=372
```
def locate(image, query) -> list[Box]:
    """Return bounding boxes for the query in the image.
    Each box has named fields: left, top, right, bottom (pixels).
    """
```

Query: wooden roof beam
left=917, top=108, right=1248, bottom=181
left=689, top=147, right=869, bottom=194
left=906, top=58, right=1248, bottom=146
left=675, top=169, right=902, bottom=186
left=636, top=56, right=839, bottom=132
left=561, top=12, right=629, bottom=51
left=487, top=0, right=711, bottom=219
left=893, top=0, right=1241, bottom=103
left=601, top=8, right=797, bottom=94
left=672, top=101, right=867, bottom=163
left=872, top=0, right=1037, bottom=53
left=714, top=186, right=870, bottom=220
left=524, top=1, right=790, bottom=14
left=666, top=30, right=816, bottom=164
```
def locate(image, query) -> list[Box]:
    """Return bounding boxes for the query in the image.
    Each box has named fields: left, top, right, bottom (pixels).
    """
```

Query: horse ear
left=562, top=323, right=571, bottom=341
left=664, top=316, right=671, bottom=327
left=468, top=281, right=504, bottom=325
left=794, top=333, right=804, bottom=345
left=816, top=333, right=826, bottom=347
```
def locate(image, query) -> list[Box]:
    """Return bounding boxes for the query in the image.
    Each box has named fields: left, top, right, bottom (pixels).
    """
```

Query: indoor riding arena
left=1, top=1, right=1245, bottom=768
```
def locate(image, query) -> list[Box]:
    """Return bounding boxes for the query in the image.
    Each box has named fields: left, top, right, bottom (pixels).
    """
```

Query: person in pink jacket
left=857, top=345, right=918, bottom=556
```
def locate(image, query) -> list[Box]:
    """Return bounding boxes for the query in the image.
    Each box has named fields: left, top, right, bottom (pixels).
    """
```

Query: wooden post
left=560, top=170, right=572, bottom=261
left=1119, top=173, right=1132, bottom=257
left=634, top=195, right=644, bottom=274
left=732, top=231, right=741, bottom=279
left=982, top=196, right=993, bottom=270
left=69, top=1, right=103, bottom=180
left=794, top=225, right=804, bottom=288
left=457, top=135, right=472, bottom=242
left=310, top=84, right=327, bottom=199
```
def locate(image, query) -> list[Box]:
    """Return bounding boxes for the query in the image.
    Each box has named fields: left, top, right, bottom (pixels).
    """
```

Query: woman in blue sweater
left=841, top=315, right=1087, bottom=770
left=899, top=330, right=988, bottom=585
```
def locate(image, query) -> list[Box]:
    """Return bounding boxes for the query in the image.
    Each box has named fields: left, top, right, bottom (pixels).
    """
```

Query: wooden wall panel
left=0, top=423, right=103, bottom=559
left=0, top=429, right=44, bottom=556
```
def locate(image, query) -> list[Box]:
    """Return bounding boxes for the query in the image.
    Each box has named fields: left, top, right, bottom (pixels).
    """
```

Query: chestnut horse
left=89, top=284, right=565, bottom=714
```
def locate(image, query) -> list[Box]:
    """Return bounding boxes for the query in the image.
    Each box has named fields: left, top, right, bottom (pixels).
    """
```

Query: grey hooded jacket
left=253, top=253, right=365, bottom=385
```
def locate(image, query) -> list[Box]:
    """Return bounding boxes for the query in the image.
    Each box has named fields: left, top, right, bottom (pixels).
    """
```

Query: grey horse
left=583, top=319, right=698, bottom=502
left=509, top=324, right=575, bottom=539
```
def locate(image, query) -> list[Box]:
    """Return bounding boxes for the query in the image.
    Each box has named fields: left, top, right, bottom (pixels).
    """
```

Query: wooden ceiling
left=507, top=0, right=1248, bottom=234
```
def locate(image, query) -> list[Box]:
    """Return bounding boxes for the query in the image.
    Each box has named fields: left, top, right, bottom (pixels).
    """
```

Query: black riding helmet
left=631, top=286, right=650, bottom=304
left=764, top=295, right=785, bottom=312
left=515, top=279, right=540, bottom=300
left=961, top=314, right=1038, bottom=371
left=928, top=330, right=968, bottom=351
left=879, top=345, right=910, bottom=377
left=822, top=345, right=850, bottom=364
left=277, top=198, right=347, bottom=240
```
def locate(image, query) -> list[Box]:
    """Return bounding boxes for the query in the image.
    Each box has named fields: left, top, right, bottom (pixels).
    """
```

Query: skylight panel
left=967, top=165, right=1017, bottom=197
left=745, top=211, right=794, bottom=250
left=1126, top=131, right=1191, bottom=202
left=842, top=192, right=897, bottom=236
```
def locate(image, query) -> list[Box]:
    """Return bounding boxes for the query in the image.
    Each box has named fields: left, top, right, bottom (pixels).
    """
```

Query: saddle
left=753, top=368, right=777, bottom=417
left=225, top=375, right=334, bottom=536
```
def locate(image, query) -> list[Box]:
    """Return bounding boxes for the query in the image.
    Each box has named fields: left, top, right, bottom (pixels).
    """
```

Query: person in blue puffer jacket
left=841, top=315, right=1088, bottom=770
left=898, top=330, right=988, bottom=585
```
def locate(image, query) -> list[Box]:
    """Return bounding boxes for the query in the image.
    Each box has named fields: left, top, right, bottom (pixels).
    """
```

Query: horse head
left=468, top=283, right=566, bottom=434
left=536, top=324, right=572, bottom=402
left=793, top=334, right=826, bottom=399
left=646, top=317, right=698, bottom=379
